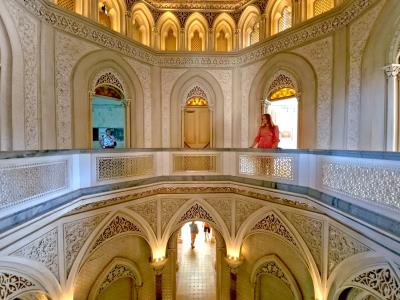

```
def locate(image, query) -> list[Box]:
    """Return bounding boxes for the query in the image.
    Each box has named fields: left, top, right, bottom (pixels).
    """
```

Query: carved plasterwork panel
left=55, top=31, right=99, bottom=148
left=254, top=261, right=292, bottom=291
left=328, top=226, right=370, bottom=274
left=0, top=161, right=68, bottom=209
left=207, top=69, right=233, bottom=146
left=252, top=213, right=298, bottom=248
left=293, top=37, right=333, bottom=149
left=187, top=86, right=208, bottom=100
left=12, top=229, right=59, bottom=279
left=241, top=61, right=264, bottom=147
left=161, top=68, right=187, bottom=147
left=0, top=272, right=36, bottom=300
left=129, top=199, right=157, bottom=232
left=91, top=216, right=142, bottom=252
left=266, top=72, right=298, bottom=97
left=126, top=58, right=152, bottom=147
left=284, top=212, right=323, bottom=273
left=238, top=155, right=295, bottom=180
left=97, top=264, right=138, bottom=296
left=205, top=198, right=232, bottom=231
left=346, top=1, right=385, bottom=150
left=172, top=154, right=218, bottom=172
left=5, top=0, right=39, bottom=149
left=161, top=198, right=188, bottom=233
left=92, top=69, right=126, bottom=93
left=235, top=199, right=263, bottom=232
left=352, top=267, right=400, bottom=300
left=64, top=213, right=108, bottom=276
left=177, top=203, right=215, bottom=225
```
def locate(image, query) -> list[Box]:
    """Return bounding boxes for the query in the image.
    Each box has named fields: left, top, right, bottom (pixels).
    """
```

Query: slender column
left=260, top=14, right=268, bottom=40
left=125, top=11, right=132, bottom=38
left=208, top=28, right=214, bottom=51
left=152, top=26, right=159, bottom=50
left=235, top=29, right=241, bottom=50
left=179, top=28, right=185, bottom=51
left=384, top=64, right=400, bottom=151
left=225, top=257, right=243, bottom=300
left=151, top=258, right=168, bottom=300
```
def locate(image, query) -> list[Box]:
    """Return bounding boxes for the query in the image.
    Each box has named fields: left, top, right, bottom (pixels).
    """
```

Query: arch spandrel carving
left=0, top=272, right=36, bottom=300
left=265, top=70, right=299, bottom=98
left=91, top=68, right=127, bottom=96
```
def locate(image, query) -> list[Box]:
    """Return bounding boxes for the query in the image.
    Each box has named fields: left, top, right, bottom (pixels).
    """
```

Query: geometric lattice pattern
left=238, top=155, right=294, bottom=180
left=0, top=272, right=35, bottom=300
left=57, top=0, right=75, bottom=11
left=96, top=155, right=154, bottom=181
left=249, top=23, right=260, bottom=46
left=173, top=155, right=218, bottom=172
left=191, top=31, right=202, bottom=51
left=314, top=0, right=334, bottom=16
left=0, top=161, right=68, bottom=209
left=321, top=159, right=400, bottom=210
left=278, top=7, right=292, bottom=33
left=352, top=267, right=400, bottom=300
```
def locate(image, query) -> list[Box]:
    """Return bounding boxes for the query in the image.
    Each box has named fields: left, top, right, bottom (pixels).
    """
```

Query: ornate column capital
left=224, top=256, right=243, bottom=274
left=384, top=64, right=400, bottom=78
left=125, top=11, right=132, bottom=18
left=150, top=257, right=168, bottom=275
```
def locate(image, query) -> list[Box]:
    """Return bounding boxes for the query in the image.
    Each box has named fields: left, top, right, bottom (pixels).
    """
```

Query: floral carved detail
left=235, top=199, right=263, bottom=232
left=161, top=198, right=188, bottom=233
left=346, top=1, right=385, bottom=149
left=92, top=216, right=141, bottom=251
left=255, top=261, right=292, bottom=291
left=5, top=0, right=39, bottom=149
left=64, top=213, right=108, bottom=276
left=352, top=267, right=400, bottom=300
left=252, top=213, right=297, bottom=248
left=92, top=70, right=126, bottom=93
left=205, top=198, right=232, bottom=231
left=0, top=272, right=35, bottom=299
left=178, top=203, right=215, bottom=224
left=129, top=199, right=157, bottom=232
left=284, top=213, right=323, bottom=273
left=98, top=264, right=137, bottom=296
left=12, top=229, right=59, bottom=279
left=266, top=73, right=298, bottom=97
left=328, top=226, right=370, bottom=274
left=187, top=86, right=208, bottom=100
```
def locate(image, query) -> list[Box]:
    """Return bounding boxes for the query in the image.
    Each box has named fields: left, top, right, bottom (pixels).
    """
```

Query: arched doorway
left=182, top=87, right=212, bottom=148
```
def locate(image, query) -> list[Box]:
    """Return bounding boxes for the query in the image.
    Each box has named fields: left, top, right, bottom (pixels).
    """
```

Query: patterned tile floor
left=176, top=222, right=216, bottom=300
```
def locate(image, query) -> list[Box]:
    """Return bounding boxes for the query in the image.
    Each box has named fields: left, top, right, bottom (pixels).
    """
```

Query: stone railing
left=0, top=149, right=399, bottom=238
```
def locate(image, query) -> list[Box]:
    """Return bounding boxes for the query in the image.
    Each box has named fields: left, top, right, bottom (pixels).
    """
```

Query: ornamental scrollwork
left=266, top=72, right=298, bottom=98
left=177, top=203, right=215, bottom=224
left=129, top=199, right=157, bottom=232
left=0, top=272, right=36, bottom=300
left=92, top=70, right=126, bottom=94
left=97, top=264, right=138, bottom=296
left=187, top=86, right=208, bottom=101
left=254, top=261, right=292, bottom=291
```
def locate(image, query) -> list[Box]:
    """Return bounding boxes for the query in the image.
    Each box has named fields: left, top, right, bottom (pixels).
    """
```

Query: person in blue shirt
left=100, top=128, right=116, bottom=149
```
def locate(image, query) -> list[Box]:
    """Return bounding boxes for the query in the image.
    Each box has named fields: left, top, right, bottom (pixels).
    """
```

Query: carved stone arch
left=0, top=257, right=62, bottom=300
left=264, top=69, right=300, bottom=99
left=88, top=257, right=143, bottom=300
left=72, top=50, right=145, bottom=148
left=248, top=53, right=317, bottom=149
left=250, top=254, right=302, bottom=300
left=185, top=85, right=209, bottom=102
left=91, top=68, right=127, bottom=98
left=169, top=69, right=225, bottom=147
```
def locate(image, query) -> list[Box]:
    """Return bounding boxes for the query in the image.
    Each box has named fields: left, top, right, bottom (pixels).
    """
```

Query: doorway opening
left=183, top=97, right=212, bottom=148
left=176, top=221, right=216, bottom=300
left=264, top=87, right=298, bottom=149
left=91, top=85, right=128, bottom=149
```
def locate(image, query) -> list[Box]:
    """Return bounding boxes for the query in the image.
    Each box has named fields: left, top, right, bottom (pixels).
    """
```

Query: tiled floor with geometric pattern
left=176, top=222, right=216, bottom=300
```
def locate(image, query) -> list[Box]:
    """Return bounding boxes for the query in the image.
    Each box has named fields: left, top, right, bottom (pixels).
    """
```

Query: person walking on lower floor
left=189, top=221, right=199, bottom=249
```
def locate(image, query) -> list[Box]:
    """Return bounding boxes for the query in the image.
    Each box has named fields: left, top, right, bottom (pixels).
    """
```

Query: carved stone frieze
left=55, top=31, right=99, bottom=148
left=293, top=37, right=333, bottom=149
left=252, top=213, right=298, bottom=248
left=5, top=0, right=39, bottom=149
left=177, top=203, right=215, bottom=225
left=12, top=229, right=59, bottom=279
left=352, top=267, right=400, bottom=300
left=205, top=198, right=232, bottom=231
left=92, top=216, right=142, bottom=252
left=161, top=198, right=188, bottom=233
left=346, top=1, right=385, bottom=150
left=0, top=272, right=36, bottom=300
left=235, top=199, right=263, bottom=232
left=129, top=199, right=157, bottom=232
left=284, top=212, right=323, bottom=273
left=207, top=69, right=233, bottom=146
left=98, top=264, right=138, bottom=296
left=328, top=226, right=370, bottom=274
left=64, top=213, right=108, bottom=276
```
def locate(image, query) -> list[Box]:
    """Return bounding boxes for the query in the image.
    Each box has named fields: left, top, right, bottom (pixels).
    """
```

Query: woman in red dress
left=251, top=114, right=280, bottom=148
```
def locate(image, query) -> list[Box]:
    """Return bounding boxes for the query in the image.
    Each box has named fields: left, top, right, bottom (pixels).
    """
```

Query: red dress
left=254, top=125, right=280, bottom=148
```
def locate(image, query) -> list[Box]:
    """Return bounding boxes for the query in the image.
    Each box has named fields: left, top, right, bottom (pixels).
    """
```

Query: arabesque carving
left=178, top=203, right=215, bottom=225
left=97, top=264, right=138, bottom=296
left=129, top=199, right=157, bottom=232
left=161, top=198, right=189, bottom=233
left=254, top=261, right=292, bottom=291
left=205, top=198, right=232, bottom=231
left=235, top=199, right=263, bottom=232
left=0, top=272, right=35, bottom=300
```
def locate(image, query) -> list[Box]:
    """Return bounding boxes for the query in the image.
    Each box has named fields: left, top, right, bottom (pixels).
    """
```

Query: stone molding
left=20, top=0, right=381, bottom=67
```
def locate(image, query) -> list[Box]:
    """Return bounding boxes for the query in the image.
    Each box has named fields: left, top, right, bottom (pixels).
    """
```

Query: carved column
left=208, top=28, right=214, bottom=52
left=260, top=14, right=268, bottom=40
left=179, top=28, right=186, bottom=51
left=384, top=64, right=400, bottom=151
left=151, top=258, right=168, bottom=300
left=152, top=26, right=160, bottom=50
left=235, top=29, right=241, bottom=50
left=225, top=257, right=243, bottom=300
left=125, top=11, right=132, bottom=38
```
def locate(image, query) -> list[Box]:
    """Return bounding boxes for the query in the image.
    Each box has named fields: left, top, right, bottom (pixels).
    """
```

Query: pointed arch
left=307, top=0, right=334, bottom=19
left=266, top=0, right=294, bottom=35
left=213, top=13, right=235, bottom=52
left=185, top=12, right=209, bottom=51
left=131, top=3, right=154, bottom=46
left=169, top=69, right=225, bottom=147
left=96, top=0, right=126, bottom=33
left=158, top=12, right=180, bottom=51
left=238, top=5, right=261, bottom=48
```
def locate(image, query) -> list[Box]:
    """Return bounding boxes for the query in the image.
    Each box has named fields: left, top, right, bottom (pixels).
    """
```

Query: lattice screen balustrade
left=314, top=0, right=334, bottom=16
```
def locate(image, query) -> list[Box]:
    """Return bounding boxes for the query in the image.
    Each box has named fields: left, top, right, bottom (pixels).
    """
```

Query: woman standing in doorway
left=250, top=114, right=280, bottom=149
